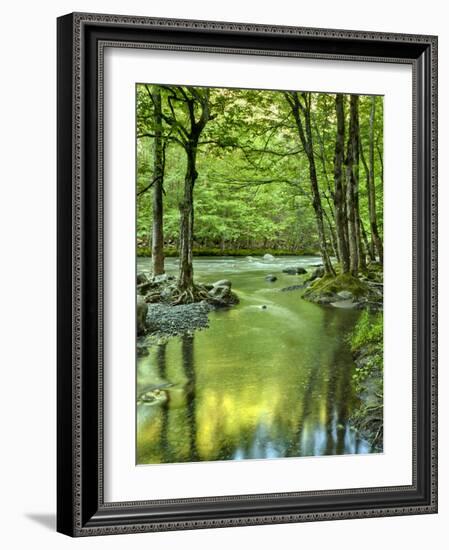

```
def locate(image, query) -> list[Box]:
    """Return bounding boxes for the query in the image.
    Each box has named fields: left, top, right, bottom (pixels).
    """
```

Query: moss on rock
left=302, top=272, right=376, bottom=306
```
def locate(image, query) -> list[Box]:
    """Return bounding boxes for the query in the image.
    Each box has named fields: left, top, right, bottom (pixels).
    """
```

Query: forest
left=137, top=84, right=383, bottom=303
left=136, top=84, right=384, bottom=463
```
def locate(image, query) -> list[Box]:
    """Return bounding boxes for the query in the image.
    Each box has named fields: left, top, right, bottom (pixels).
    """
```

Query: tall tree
left=151, top=86, right=165, bottom=275
left=285, top=91, right=335, bottom=276
left=156, top=86, right=212, bottom=299
left=363, top=96, right=383, bottom=264
left=333, top=93, right=350, bottom=273
left=178, top=88, right=211, bottom=295
left=352, top=99, right=366, bottom=272
left=346, top=95, right=360, bottom=276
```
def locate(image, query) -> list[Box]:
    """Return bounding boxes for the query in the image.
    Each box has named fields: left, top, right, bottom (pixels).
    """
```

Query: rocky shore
left=301, top=264, right=383, bottom=311
left=137, top=271, right=239, bottom=339
left=145, top=301, right=212, bottom=337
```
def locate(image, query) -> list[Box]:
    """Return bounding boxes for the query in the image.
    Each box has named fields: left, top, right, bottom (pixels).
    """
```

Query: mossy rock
left=304, top=273, right=371, bottom=301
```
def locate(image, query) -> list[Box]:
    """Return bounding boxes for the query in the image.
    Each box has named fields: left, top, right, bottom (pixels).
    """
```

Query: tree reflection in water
left=136, top=257, right=374, bottom=465
left=181, top=334, right=199, bottom=462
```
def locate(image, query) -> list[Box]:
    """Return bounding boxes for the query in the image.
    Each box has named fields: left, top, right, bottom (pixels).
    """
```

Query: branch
left=215, top=177, right=301, bottom=190
left=137, top=132, right=157, bottom=139
left=137, top=175, right=163, bottom=196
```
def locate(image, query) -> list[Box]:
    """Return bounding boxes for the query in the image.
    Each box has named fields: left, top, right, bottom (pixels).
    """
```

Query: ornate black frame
left=57, top=12, right=438, bottom=537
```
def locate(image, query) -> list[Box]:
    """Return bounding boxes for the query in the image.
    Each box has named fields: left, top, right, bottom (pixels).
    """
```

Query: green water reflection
left=137, top=256, right=373, bottom=464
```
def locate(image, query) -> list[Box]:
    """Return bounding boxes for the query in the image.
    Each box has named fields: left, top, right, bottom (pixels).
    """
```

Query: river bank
left=137, top=256, right=383, bottom=339
left=137, top=270, right=239, bottom=342
left=349, top=311, right=384, bottom=450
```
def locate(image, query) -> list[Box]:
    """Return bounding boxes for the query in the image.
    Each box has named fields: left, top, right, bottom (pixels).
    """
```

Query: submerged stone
left=282, top=266, right=307, bottom=275
left=330, top=299, right=358, bottom=309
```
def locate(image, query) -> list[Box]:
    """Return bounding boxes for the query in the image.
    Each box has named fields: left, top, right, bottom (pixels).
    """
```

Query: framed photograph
left=57, top=12, right=438, bottom=536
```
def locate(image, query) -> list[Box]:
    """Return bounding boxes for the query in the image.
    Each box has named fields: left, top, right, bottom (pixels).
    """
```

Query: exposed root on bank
left=171, top=284, right=210, bottom=305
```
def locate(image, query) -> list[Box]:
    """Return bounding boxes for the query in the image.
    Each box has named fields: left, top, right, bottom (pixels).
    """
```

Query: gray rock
left=330, top=299, right=358, bottom=309
left=209, top=285, right=230, bottom=299
left=309, top=266, right=325, bottom=281
left=337, top=290, right=353, bottom=300
left=146, top=302, right=211, bottom=337
left=208, top=284, right=239, bottom=307
left=137, top=272, right=149, bottom=285
left=263, top=253, right=275, bottom=261
left=159, top=285, right=176, bottom=301
left=213, top=279, right=232, bottom=288
left=153, top=273, right=169, bottom=284
left=282, top=266, right=307, bottom=275
left=280, top=284, right=304, bottom=292
left=317, top=294, right=337, bottom=305
left=137, top=295, right=148, bottom=335
left=265, top=274, right=277, bottom=282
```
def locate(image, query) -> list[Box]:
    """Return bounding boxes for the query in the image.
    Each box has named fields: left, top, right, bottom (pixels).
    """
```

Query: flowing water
left=136, top=255, right=373, bottom=464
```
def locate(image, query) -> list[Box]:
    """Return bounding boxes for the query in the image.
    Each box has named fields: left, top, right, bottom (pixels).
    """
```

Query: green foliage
left=350, top=310, right=383, bottom=387
left=136, top=84, right=384, bottom=257
left=351, top=310, right=383, bottom=352
left=137, top=246, right=317, bottom=258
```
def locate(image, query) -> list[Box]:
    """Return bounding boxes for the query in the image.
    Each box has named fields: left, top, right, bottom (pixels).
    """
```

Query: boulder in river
left=263, top=253, right=275, bottom=261
left=330, top=299, right=358, bottom=309
left=337, top=290, right=353, bottom=300
left=282, top=266, right=307, bottom=275
left=265, top=274, right=277, bottom=282
left=208, top=284, right=239, bottom=307
left=281, top=284, right=304, bottom=292
left=213, top=279, right=232, bottom=288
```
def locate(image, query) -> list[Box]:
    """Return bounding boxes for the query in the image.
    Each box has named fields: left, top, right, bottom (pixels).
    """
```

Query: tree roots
left=171, top=284, right=210, bottom=305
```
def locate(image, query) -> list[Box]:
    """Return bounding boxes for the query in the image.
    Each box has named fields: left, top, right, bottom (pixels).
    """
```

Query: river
left=136, top=255, right=373, bottom=464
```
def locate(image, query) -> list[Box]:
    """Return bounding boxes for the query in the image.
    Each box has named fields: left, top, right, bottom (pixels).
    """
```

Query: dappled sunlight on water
left=137, top=256, right=373, bottom=464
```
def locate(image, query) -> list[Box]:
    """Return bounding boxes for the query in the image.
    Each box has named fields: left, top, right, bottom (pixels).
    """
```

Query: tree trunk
left=346, top=95, right=359, bottom=276
left=323, top=207, right=339, bottom=262
left=155, top=87, right=210, bottom=300
left=360, top=140, right=376, bottom=262
left=151, top=86, right=165, bottom=276
left=333, top=94, right=350, bottom=273
left=368, top=97, right=384, bottom=264
left=178, top=146, right=198, bottom=291
left=351, top=104, right=366, bottom=271
left=360, top=217, right=375, bottom=262
left=288, top=92, right=335, bottom=276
